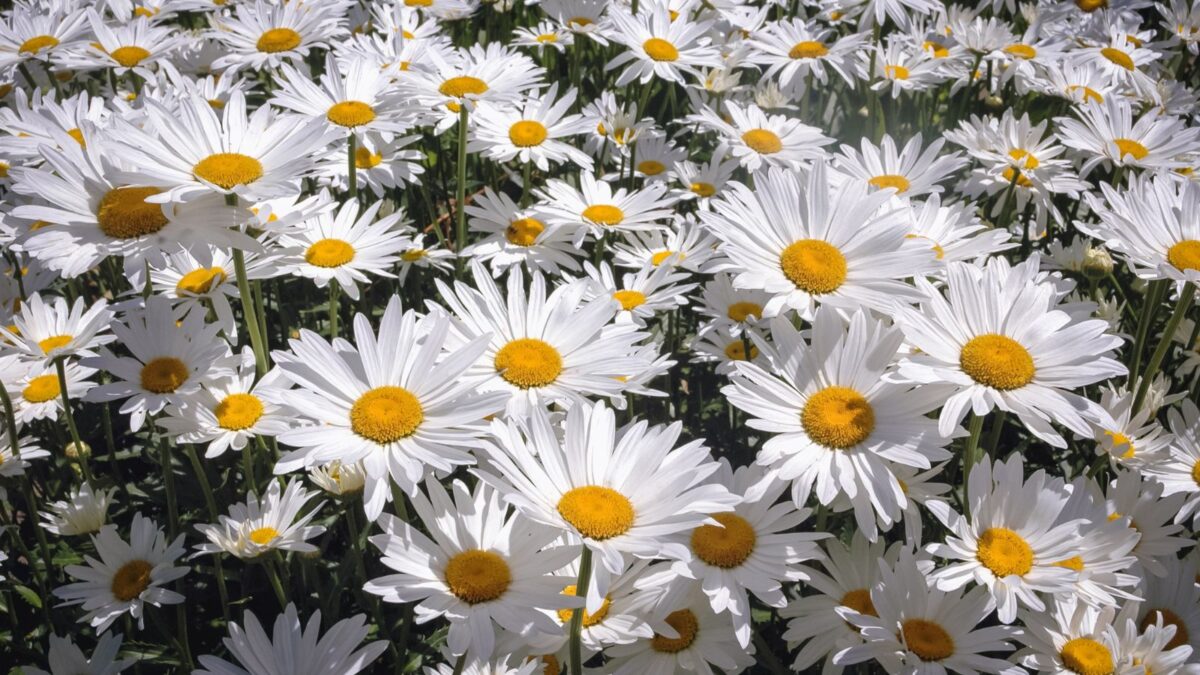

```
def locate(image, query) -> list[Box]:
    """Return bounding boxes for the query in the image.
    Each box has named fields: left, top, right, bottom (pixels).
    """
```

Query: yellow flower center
left=905, top=234, right=946, bottom=259
left=868, top=174, right=910, bottom=193
left=724, top=340, right=758, bottom=361
left=960, top=334, right=1036, bottom=390
left=1076, top=0, right=1108, bottom=10
left=840, top=589, right=877, bottom=616
left=1114, top=138, right=1149, bottom=160
left=556, top=585, right=611, bottom=627
left=22, top=374, right=60, bottom=403
left=742, top=128, right=782, bottom=154
left=1167, top=240, right=1200, bottom=272
left=326, top=100, right=376, bottom=128
left=401, top=249, right=426, bottom=262
left=439, top=76, right=488, bottom=99
left=1104, top=430, right=1135, bottom=459
left=256, top=28, right=302, bottom=53
left=902, top=619, right=955, bottom=661
left=444, top=550, right=511, bottom=604
left=509, top=120, right=548, bottom=147
left=506, top=218, right=544, bottom=246
left=66, top=128, right=85, bottom=147
left=637, top=159, right=665, bottom=175
left=110, top=46, right=150, bottom=67
left=582, top=204, right=624, bottom=226
left=1002, top=167, right=1034, bottom=188
left=886, top=64, right=910, bottom=79
left=802, top=386, right=875, bottom=449
left=976, top=527, right=1033, bottom=577
left=569, top=17, right=593, bottom=27
left=176, top=266, right=227, bottom=295
left=494, top=338, right=562, bottom=388
left=38, top=335, right=73, bottom=354
left=19, top=35, right=59, bottom=55
left=215, top=393, right=264, bottom=431
left=690, top=512, right=756, bottom=568
left=1009, top=148, right=1040, bottom=169
left=111, top=559, right=153, bottom=601
left=1061, top=637, right=1114, bottom=675
left=789, top=41, right=828, bottom=59
left=651, top=250, right=683, bottom=265
left=1140, top=609, right=1189, bottom=650
left=726, top=301, right=762, bottom=322
left=923, top=40, right=950, bottom=58
left=643, top=37, right=679, bottom=61
left=556, top=485, right=635, bottom=540
left=536, top=33, right=558, bottom=43
left=1192, top=460, right=1200, bottom=486
left=134, top=7, right=158, bottom=17
left=193, top=153, right=263, bottom=189
left=349, top=386, right=423, bottom=443
left=405, top=0, right=432, bottom=5
left=140, top=357, right=189, bottom=394
left=1004, top=44, right=1037, bottom=59
left=1101, top=47, right=1134, bottom=71
left=779, top=239, right=847, bottom=294
left=305, top=238, right=356, bottom=268
left=690, top=181, right=716, bottom=197
left=613, top=290, right=646, bottom=311
left=249, top=526, right=279, bottom=545
left=355, top=147, right=383, bottom=169
left=1054, top=555, right=1085, bottom=572
left=651, top=609, right=699, bottom=653
left=96, top=186, right=169, bottom=239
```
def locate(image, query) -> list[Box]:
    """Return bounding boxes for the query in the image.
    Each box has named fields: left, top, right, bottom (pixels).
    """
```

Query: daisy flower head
left=402, top=43, right=543, bottom=129
left=462, top=186, right=582, bottom=276
left=272, top=296, right=508, bottom=520
left=693, top=100, right=833, bottom=171
left=194, top=478, right=325, bottom=560
left=1101, top=470, right=1191, bottom=575
left=195, top=604, right=387, bottom=675
left=610, top=220, right=720, bottom=273
left=544, top=558, right=656, bottom=654
left=39, top=482, right=114, bottom=537
left=279, top=195, right=409, bottom=301
left=146, top=245, right=271, bottom=342
left=698, top=161, right=934, bottom=319
left=156, top=348, right=294, bottom=458
left=469, top=83, right=594, bottom=171
left=1015, top=595, right=1131, bottom=675
left=671, top=148, right=740, bottom=208
left=836, top=550, right=1022, bottom=675
left=1055, top=98, right=1200, bottom=175
left=1141, top=399, right=1200, bottom=527
left=1082, top=174, right=1200, bottom=287
left=625, top=131, right=687, bottom=182
left=667, top=463, right=826, bottom=647
left=903, top=194, right=1015, bottom=269
left=723, top=307, right=954, bottom=539
left=512, top=20, right=574, bottom=53
left=1086, top=384, right=1176, bottom=468
left=434, top=263, right=651, bottom=416
left=209, top=0, right=346, bottom=72
left=541, top=0, right=610, bottom=44
left=862, top=37, right=947, bottom=98
left=365, top=478, right=580, bottom=661
left=0, top=424, right=49, bottom=478
left=925, top=453, right=1083, bottom=624
left=1074, top=28, right=1162, bottom=97
left=68, top=12, right=186, bottom=78
left=82, top=296, right=235, bottom=432
left=894, top=255, right=1126, bottom=447
left=476, top=400, right=739, bottom=613
left=604, top=0, right=721, bottom=87
left=53, top=513, right=187, bottom=633
left=0, top=1, right=88, bottom=72
left=750, top=19, right=864, bottom=92
left=1135, top=553, right=1200, bottom=657
left=0, top=293, right=114, bottom=363
left=535, top=172, right=674, bottom=246
left=317, top=131, right=427, bottom=198
left=693, top=273, right=772, bottom=335
left=604, top=587, right=757, bottom=675
left=271, top=53, right=415, bottom=137
left=580, top=260, right=697, bottom=327
left=20, top=633, right=135, bottom=675
left=1049, top=478, right=1141, bottom=607
left=834, top=133, right=967, bottom=200
left=9, top=359, right=95, bottom=424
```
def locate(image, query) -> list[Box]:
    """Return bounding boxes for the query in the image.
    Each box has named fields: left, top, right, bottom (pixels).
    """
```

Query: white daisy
left=0, top=293, right=112, bottom=363
left=469, top=84, right=593, bottom=171
left=462, top=187, right=581, bottom=276
left=39, top=482, right=114, bottom=537
left=21, top=633, right=134, bottom=675
left=605, top=3, right=721, bottom=86
left=193, top=478, right=325, bottom=560
left=692, top=100, right=833, bottom=171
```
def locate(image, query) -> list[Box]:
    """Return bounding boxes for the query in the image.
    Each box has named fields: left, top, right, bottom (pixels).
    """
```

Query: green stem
left=157, top=432, right=179, bottom=539
left=1133, top=282, right=1195, bottom=413
left=568, top=547, right=593, bottom=675
left=329, top=280, right=340, bottom=341
left=983, top=409, right=1006, bottom=458
left=54, top=357, right=93, bottom=486
left=451, top=653, right=467, bottom=675
left=1129, top=280, right=1168, bottom=380
left=455, top=106, right=469, bottom=276
left=961, top=413, right=985, bottom=519
left=264, top=556, right=288, bottom=609
left=243, top=441, right=260, bottom=495
left=232, top=248, right=268, bottom=378
left=520, top=160, right=532, bottom=208
left=348, top=134, right=358, bottom=200
left=185, top=444, right=231, bottom=623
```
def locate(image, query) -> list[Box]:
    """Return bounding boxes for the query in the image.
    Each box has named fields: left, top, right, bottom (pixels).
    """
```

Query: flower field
left=2, top=0, right=1200, bottom=673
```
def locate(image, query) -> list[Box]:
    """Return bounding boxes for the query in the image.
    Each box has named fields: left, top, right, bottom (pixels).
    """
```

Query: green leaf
left=12, top=584, right=42, bottom=609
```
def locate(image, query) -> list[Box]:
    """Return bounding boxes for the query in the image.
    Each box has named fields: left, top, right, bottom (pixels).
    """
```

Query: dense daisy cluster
left=2, top=0, right=1200, bottom=673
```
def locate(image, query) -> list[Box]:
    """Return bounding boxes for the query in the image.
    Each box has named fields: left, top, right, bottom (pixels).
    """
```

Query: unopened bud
left=1082, top=247, right=1114, bottom=279
left=64, top=440, right=91, bottom=460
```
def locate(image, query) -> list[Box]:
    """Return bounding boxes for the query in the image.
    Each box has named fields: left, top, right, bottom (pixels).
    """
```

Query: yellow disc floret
left=215, top=393, right=264, bottom=431
left=444, top=549, right=512, bottom=604
left=96, top=186, right=169, bottom=239
left=902, top=619, right=955, bottom=661
left=349, top=386, right=423, bottom=443
left=651, top=609, right=699, bottom=653
left=802, top=386, right=875, bottom=449
left=326, top=100, right=376, bottom=128
left=193, top=153, right=263, bottom=190
left=780, top=239, right=847, bottom=294
left=556, top=486, right=635, bottom=540
left=140, top=357, right=189, bottom=394
left=976, top=527, right=1034, bottom=577
left=1061, top=637, right=1114, bottom=675
left=690, top=512, right=757, bottom=568
left=111, top=559, right=153, bottom=601
left=960, top=334, right=1036, bottom=390
left=494, top=338, right=563, bottom=388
